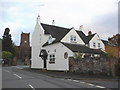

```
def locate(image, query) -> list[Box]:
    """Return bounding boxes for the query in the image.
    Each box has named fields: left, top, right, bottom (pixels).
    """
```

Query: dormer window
left=48, top=35, right=53, bottom=44
left=70, top=35, right=76, bottom=43
left=48, top=35, right=56, bottom=44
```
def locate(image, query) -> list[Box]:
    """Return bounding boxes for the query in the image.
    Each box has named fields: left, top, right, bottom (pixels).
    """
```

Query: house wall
left=61, top=28, right=85, bottom=45
left=89, top=34, right=105, bottom=51
left=45, top=43, right=73, bottom=71
left=31, top=21, right=49, bottom=69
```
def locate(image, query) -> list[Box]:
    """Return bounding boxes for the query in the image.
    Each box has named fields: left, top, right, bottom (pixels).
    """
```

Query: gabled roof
left=41, top=23, right=71, bottom=47
left=76, top=31, right=86, bottom=43
left=41, top=23, right=71, bottom=40
left=102, top=40, right=108, bottom=45
left=62, top=42, right=104, bottom=54
left=85, top=34, right=96, bottom=44
left=41, top=23, right=96, bottom=47
left=77, top=31, right=96, bottom=44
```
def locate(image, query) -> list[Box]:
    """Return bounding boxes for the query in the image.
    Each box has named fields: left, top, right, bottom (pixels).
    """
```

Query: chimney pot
left=37, top=15, right=41, bottom=23
left=79, top=25, right=83, bottom=31
left=88, top=31, right=92, bottom=35
left=52, top=20, right=55, bottom=25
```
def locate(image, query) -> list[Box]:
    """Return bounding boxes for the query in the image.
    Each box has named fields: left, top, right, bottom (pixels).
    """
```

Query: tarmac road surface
left=2, top=66, right=119, bottom=89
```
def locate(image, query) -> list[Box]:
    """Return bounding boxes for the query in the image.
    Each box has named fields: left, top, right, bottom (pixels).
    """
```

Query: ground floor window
left=49, top=54, right=55, bottom=64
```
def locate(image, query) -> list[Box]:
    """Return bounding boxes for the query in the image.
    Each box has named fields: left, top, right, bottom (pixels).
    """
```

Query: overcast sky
left=0, top=0, right=119, bottom=45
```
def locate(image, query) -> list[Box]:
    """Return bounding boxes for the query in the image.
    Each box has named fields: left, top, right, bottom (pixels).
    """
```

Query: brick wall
left=105, top=45, right=120, bottom=58
left=69, top=57, right=118, bottom=77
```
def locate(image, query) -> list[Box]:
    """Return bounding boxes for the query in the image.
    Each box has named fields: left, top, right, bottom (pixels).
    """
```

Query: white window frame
left=70, top=35, right=76, bottom=43
left=98, top=43, right=101, bottom=48
left=49, top=54, right=55, bottom=64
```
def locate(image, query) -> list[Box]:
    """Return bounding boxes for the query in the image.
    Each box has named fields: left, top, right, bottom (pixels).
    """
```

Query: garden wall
left=69, top=57, right=118, bottom=77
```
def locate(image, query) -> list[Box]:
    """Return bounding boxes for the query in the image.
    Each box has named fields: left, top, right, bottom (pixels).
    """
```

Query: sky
left=0, top=0, right=119, bottom=45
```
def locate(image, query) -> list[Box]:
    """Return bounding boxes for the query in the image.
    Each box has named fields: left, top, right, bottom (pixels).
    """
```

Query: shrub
left=2, top=51, right=13, bottom=65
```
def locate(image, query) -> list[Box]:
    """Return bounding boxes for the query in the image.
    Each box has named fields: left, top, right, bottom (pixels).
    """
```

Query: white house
left=31, top=16, right=105, bottom=71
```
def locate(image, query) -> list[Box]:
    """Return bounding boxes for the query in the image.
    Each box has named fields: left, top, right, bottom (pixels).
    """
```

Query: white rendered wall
left=61, top=28, right=85, bottom=45
left=89, top=34, right=105, bottom=51
left=31, top=18, right=49, bottom=69
left=45, top=43, right=73, bottom=71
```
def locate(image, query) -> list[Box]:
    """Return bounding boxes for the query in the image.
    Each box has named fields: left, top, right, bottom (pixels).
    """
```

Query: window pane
left=49, top=54, right=55, bottom=63
left=98, top=43, right=100, bottom=47
left=93, top=42, right=96, bottom=47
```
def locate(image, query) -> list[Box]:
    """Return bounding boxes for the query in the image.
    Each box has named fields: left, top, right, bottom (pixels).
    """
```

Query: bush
left=2, top=51, right=13, bottom=65
left=74, top=53, right=82, bottom=59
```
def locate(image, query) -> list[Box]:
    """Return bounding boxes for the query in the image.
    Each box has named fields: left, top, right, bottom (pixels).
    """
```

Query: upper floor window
left=98, top=43, right=100, bottom=48
left=93, top=42, right=96, bottom=48
left=48, top=35, right=56, bottom=44
left=48, top=35, right=52, bottom=44
left=70, top=35, right=76, bottom=43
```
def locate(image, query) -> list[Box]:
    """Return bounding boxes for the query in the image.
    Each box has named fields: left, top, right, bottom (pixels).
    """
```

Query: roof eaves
left=42, top=40, right=60, bottom=47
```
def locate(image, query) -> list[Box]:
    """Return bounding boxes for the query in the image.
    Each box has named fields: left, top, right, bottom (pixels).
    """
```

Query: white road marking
left=66, top=78, right=106, bottom=88
left=72, top=80, right=79, bottom=82
left=79, top=81, right=85, bottom=84
left=67, top=79, right=73, bottom=81
left=87, top=83, right=95, bottom=86
left=95, top=85, right=106, bottom=88
left=28, top=84, right=35, bottom=90
left=4, top=70, right=10, bottom=73
left=13, top=74, right=22, bottom=79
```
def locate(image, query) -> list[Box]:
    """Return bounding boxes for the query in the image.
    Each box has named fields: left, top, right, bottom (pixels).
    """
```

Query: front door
left=39, top=49, right=48, bottom=69
left=44, top=59, right=47, bottom=68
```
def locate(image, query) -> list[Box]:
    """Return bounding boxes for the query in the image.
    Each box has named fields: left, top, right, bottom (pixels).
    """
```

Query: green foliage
left=106, top=49, right=115, bottom=58
left=74, top=52, right=82, bottom=59
left=103, top=52, right=115, bottom=58
left=2, top=28, right=16, bottom=57
left=2, top=51, right=13, bottom=60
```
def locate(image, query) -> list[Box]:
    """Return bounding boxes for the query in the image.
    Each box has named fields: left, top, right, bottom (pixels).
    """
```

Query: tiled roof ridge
left=41, top=23, right=71, bottom=30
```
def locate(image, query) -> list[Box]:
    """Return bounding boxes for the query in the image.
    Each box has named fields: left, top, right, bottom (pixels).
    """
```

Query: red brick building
left=103, top=34, right=120, bottom=59
left=19, top=32, right=31, bottom=61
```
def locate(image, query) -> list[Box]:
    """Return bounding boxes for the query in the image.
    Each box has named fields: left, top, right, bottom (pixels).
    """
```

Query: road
left=2, top=66, right=119, bottom=89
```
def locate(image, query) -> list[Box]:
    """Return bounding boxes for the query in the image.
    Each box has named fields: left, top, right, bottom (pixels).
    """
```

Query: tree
left=2, top=28, right=16, bottom=57
left=2, top=51, right=13, bottom=65
left=74, top=52, right=82, bottom=59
